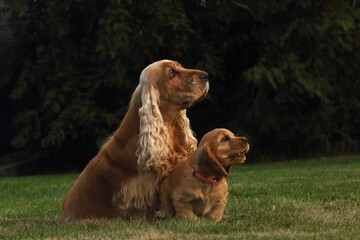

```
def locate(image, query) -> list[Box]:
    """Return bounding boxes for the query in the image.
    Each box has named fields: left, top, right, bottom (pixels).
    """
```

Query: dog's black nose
left=241, top=138, right=248, bottom=143
left=199, top=72, right=208, bottom=80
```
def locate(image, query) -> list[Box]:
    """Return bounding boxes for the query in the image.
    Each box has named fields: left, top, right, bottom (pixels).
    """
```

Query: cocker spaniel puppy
left=158, top=128, right=249, bottom=222
left=60, top=60, right=209, bottom=222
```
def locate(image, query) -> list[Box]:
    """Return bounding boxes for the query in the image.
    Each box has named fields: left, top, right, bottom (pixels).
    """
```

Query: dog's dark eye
left=221, top=136, right=230, bottom=142
left=170, top=69, right=176, bottom=77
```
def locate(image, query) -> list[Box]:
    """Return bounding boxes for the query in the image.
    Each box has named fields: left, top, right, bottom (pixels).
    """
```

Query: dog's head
left=140, top=60, right=209, bottom=110
left=196, top=128, right=250, bottom=178
left=136, top=60, right=209, bottom=177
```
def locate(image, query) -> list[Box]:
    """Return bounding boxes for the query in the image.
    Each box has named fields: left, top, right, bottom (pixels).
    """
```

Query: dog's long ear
left=197, top=143, right=229, bottom=178
left=136, top=74, right=173, bottom=175
left=173, top=110, right=198, bottom=155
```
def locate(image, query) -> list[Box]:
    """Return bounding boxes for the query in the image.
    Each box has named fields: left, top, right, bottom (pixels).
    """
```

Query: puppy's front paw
left=156, top=209, right=175, bottom=219
left=156, top=210, right=167, bottom=218
left=176, top=212, right=198, bottom=221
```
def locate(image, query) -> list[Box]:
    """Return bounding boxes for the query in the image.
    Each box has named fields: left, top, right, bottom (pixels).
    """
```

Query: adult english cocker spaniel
left=60, top=60, right=209, bottom=222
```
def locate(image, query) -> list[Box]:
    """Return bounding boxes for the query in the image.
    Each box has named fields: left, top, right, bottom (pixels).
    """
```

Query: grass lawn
left=0, top=155, right=359, bottom=239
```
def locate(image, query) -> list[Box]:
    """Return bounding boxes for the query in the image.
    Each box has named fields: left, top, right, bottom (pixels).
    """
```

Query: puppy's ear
left=197, top=143, right=229, bottom=178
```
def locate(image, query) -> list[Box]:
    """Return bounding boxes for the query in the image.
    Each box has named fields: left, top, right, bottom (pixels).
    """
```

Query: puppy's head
left=197, top=129, right=250, bottom=178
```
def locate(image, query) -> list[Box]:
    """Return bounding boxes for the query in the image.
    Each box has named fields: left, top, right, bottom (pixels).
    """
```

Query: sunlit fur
left=60, top=60, right=208, bottom=222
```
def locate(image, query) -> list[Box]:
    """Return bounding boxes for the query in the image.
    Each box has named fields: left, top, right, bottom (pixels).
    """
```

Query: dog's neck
left=159, top=101, right=182, bottom=127
left=113, top=89, right=179, bottom=138
left=190, top=147, right=229, bottom=183
left=191, top=167, right=218, bottom=184
left=110, top=88, right=185, bottom=172
left=113, top=90, right=142, bottom=142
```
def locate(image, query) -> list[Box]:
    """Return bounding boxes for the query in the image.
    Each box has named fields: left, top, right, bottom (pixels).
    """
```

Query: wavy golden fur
left=60, top=60, right=209, bottom=222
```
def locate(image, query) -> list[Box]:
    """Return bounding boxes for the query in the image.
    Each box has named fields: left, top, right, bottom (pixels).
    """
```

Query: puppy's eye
left=221, top=136, right=230, bottom=142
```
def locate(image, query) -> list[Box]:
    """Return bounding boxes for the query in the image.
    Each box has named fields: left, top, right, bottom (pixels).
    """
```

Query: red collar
left=192, top=167, right=217, bottom=184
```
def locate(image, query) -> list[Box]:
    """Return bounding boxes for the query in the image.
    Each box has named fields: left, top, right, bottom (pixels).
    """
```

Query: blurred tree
left=0, top=0, right=359, bottom=169
left=238, top=0, right=360, bottom=158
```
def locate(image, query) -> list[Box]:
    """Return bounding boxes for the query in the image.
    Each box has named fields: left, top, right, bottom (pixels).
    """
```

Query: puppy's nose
left=199, top=72, right=208, bottom=81
left=241, top=138, right=248, bottom=143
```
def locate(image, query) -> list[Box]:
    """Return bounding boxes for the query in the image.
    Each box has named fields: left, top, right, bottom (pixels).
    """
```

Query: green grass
left=1, top=155, right=359, bottom=239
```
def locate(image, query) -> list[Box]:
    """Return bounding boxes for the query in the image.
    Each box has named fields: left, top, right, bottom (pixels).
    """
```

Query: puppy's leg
left=173, top=200, right=197, bottom=220
left=205, top=197, right=227, bottom=222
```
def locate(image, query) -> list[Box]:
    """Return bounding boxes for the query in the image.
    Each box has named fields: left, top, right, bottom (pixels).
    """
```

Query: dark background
left=0, top=0, right=359, bottom=175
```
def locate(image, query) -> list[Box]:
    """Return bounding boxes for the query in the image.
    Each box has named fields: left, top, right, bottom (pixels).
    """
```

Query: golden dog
left=158, top=128, right=249, bottom=222
left=60, top=60, right=209, bottom=222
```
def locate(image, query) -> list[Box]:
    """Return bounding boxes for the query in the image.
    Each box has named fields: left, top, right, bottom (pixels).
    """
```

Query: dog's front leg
left=205, top=196, right=227, bottom=222
left=205, top=204, right=225, bottom=222
left=173, top=200, right=197, bottom=220
left=157, top=190, right=175, bottom=218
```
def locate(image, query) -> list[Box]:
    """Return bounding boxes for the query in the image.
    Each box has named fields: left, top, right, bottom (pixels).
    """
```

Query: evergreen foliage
left=0, top=0, right=359, bottom=164
left=240, top=0, right=360, bottom=158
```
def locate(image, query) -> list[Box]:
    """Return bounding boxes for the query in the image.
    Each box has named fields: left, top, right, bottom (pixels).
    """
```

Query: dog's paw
left=155, top=210, right=168, bottom=218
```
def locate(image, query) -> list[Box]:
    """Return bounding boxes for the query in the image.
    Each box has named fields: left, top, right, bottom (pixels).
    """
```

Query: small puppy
left=158, top=128, right=250, bottom=222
